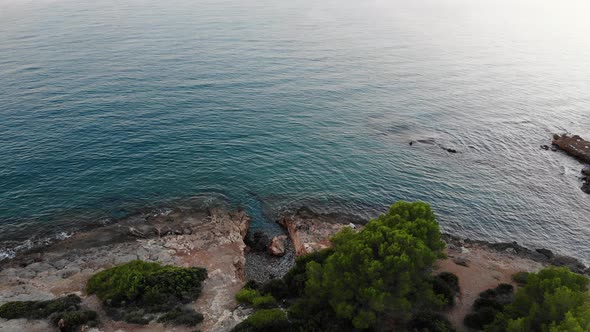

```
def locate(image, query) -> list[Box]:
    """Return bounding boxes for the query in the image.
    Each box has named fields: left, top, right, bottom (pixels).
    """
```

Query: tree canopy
left=486, top=267, right=590, bottom=332
left=299, top=201, right=446, bottom=330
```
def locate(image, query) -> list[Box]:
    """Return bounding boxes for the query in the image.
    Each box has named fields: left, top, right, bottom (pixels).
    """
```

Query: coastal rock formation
left=0, top=207, right=251, bottom=332
left=279, top=207, right=363, bottom=256
left=582, top=167, right=590, bottom=194
left=268, top=235, right=287, bottom=256
left=552, top=134, right=590, bottom=163
left=443, top=235, right=589, bottom=276
left=552, top=134, right=590, bottom=194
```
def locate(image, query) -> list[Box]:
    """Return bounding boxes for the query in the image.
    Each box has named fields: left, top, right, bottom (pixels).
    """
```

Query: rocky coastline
left=0, top=207, right=253, bottom=332
left=551, top=133, right=590, bottom=194
left=1, top=205, right=588, bottom=331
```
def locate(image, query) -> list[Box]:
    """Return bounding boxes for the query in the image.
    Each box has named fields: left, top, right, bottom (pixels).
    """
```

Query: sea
left=1, top=0, right=589, bottom=263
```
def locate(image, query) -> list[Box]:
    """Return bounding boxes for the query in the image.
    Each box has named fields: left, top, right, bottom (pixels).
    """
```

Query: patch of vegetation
left=0, top=294, right=81, bottom=320
left=86, top=260, right=207, bottom=325
left=0, top=294, right=98, bottom=331
left=157, top=307, right=204, bottom=326
left=486, top=267, right=590, bottom=331
left=236, top=286, right=277, bottom=309
left=236, top=288, right=262, bottom=304
left=251, top=295, right=277, bottom=309
left=463, top=283, right=515, bottom=330
left=408, top=311, right=457, bottom=332
left=50, top=310, right=99, bottom=332
left=511, top=271, right=529, bottom=285
left=231, top=309, right=291, bottom=332
left=437, top=272, right=460, bottom=293
left=260, top=279, right=289, bottom=300
left=431, top=272, right=460, bottom=307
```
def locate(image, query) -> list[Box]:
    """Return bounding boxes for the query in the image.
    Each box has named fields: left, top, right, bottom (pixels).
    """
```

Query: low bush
left=260, top=279, right=289, bottom=300
left=431, top=276, right=456, bottom=306
left=87, top=260, right=207, bottom=309
left=157, top=307, right=204, bottom=326
left=251, top=295, right=277, bottom=309
left=464, top=282, right=515, bottom=330
left=494, top=283, right=513, bottom=295
left=0, top=295, right=98, bottom=332
left=511, top=271, right=529, bottom=285
left=86, top=260, right=207, bottom=325
left=0, top=294, right=82, bottom=320
left=408, top=311, right=457, bottom=332
left=236, top=286, right=277, bottom=309
left=50, top=309, right=99, bottom=332
left=473, top=298, right=503, bottom=312
left=437, top=272, right=460, bottom=293
left=464, top=307, right=498, bottom=330
left=231, top=309, right=291, bottom=332
left=236, top=288, right=261, bottom=304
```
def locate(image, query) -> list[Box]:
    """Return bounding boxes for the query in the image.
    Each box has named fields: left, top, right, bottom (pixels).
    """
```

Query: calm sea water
left=1, top=0, right=589, bottom=262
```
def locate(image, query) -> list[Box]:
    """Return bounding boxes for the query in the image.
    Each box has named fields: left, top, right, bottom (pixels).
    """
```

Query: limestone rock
left=268, top=235, right=288, bottom=256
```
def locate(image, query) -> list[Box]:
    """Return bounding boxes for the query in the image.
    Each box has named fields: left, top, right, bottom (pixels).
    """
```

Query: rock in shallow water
left=268, top=235, right=287, bottom=257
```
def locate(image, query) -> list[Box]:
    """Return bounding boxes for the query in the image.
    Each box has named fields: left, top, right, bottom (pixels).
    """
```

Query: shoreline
left=2, top=204, right=588, bottom=275
left=0, top=205, right=588, bottom=331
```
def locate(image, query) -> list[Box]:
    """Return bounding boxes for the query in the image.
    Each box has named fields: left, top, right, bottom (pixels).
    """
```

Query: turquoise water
left=1, top=0, right=589, bottom=261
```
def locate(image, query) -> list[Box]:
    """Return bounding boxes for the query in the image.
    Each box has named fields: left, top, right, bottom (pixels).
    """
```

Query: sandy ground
left=437, top=241, right=546, bottom=331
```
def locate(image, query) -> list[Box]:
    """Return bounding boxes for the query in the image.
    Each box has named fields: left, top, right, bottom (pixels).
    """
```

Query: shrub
left=87, top=260, right=207, bottom=309
left=464, top=283, right=516, bottom=330
left=495, top=284, right=514, bottom=295
left=0, top=301, right=35, bottom=319
left=86, top=260, right=207, bottom=325
left=232, top=309, right=290, bottom=332
left=236, top=288, right=261, bottom=304
left=0, top=294, right=82, bottom=320
left=50, top=310, right=99, bottom=331
left=157, top=307, right=204, bottom=326
left=437, top=272, right=460, bottom=293
left=464, top=307, right=498, bottom=330
left=252, top=295, right=277, bottom=309
left=486, top=267, right=590, bottom=331
left=409, top=311, right=457, bottom=332
left=473, top=298, right=504, bottom=312
left=261, top=279, right=289, bottom=300
left=511, top=272, right=529, bottom=285
left=431, top=275, right=456, bottom=307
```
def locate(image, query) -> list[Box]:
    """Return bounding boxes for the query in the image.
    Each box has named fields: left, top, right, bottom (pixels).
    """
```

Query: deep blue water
left=1, top=0, right=589, bottom=262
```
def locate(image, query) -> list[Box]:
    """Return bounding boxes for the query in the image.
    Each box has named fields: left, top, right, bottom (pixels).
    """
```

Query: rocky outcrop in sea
left=552, top=134, right=590, bottom=194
